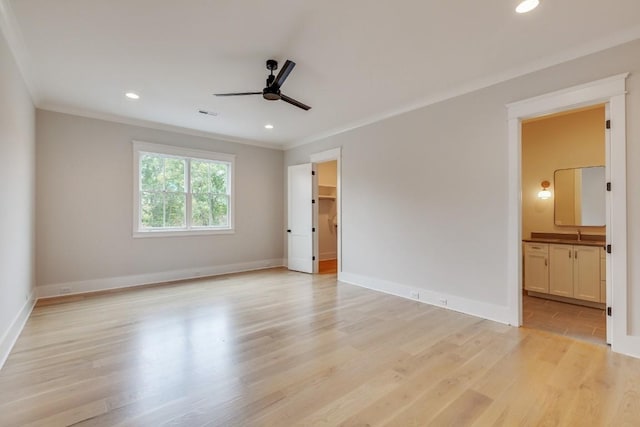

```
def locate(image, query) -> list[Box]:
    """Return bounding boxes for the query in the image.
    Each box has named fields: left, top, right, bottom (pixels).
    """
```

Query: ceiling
left=4, top=0, right=640, bottom=148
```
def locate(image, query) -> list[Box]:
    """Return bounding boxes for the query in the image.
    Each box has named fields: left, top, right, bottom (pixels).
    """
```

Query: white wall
left=0, top=30, right=35, bottom=363
left=36, top=111, right=284, bottom=296
left=285, top=39, right=640, bottom=327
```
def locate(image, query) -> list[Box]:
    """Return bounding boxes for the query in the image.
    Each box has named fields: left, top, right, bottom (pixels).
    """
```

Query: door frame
left=506, top=73, right=640, bottom=357
left=310, top=148, right=342, bottom=274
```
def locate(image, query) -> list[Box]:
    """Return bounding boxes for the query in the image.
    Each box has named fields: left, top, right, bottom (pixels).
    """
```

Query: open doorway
left=521, top=105, right=607, bottom=345
left=287, top=148, right=341, bottom=275
left=507, top=73, right=632, bottom=355
left=317, top=161, right=338, bottom=274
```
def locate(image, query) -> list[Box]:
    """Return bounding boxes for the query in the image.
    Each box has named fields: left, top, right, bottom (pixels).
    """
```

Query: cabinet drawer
left=524, top=243, right=549, bottom=255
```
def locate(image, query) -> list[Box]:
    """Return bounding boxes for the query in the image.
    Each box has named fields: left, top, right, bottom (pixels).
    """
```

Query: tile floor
left=522, top=293, right=606, bottom=345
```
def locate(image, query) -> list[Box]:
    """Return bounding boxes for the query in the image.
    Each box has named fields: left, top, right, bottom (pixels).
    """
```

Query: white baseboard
left=338, top=271, right=513, bottom=325
left=0, top=290, right=36, bottom=370
left=319, top=252, right=337, bottom=261
left=37, top=258, right=285, bottom=299
left=612, top=334, right=640, bottom=359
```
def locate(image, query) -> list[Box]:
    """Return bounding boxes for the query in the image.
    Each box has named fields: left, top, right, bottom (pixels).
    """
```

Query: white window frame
left=132, top=140, right=235, bottom=237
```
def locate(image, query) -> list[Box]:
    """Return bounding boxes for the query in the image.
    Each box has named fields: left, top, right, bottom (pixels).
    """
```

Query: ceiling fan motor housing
left=263, top=88, right=281, bottom=101
left=266, top=59, right=278, bottom=71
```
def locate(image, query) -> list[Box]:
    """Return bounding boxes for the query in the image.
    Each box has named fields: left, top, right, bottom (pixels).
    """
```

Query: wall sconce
left=538, top=180, right=551, bottom=199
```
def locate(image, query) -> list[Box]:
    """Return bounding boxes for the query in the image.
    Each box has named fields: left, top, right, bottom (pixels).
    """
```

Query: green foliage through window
left=138, top=152, right=231, bottom=231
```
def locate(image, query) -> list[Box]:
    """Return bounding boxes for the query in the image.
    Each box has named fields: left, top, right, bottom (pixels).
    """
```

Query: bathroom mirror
left=554, top=166, right=605, bottom=226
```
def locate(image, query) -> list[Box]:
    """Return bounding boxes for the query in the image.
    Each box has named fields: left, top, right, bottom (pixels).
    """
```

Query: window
left=133, top=141, right=235, bottom=236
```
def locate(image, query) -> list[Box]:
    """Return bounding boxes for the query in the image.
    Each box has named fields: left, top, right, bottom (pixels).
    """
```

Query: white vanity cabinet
left=549, top=244, right=573, bottom=297
left=524, top=243, right=549, bottom=293
left=524, top=241, right=604, bottom=304
left=571, top=245, right=601, bottom=302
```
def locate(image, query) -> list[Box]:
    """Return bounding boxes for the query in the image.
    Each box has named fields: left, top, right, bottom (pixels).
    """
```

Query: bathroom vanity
left=523, top=232, right=606, bottom=307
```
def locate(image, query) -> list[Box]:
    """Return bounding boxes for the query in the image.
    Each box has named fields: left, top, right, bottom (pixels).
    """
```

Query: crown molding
left=3, top=0, right=639, bottom=152
left=283, top=24, right=640, bottom=150
left=38, top=104, right=285, bottom=151
left=0, top=0, right=39, bottom=103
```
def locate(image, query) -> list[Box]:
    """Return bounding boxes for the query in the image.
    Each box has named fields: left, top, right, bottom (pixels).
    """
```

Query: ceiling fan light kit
left=215, top=59, right=311, bottom=111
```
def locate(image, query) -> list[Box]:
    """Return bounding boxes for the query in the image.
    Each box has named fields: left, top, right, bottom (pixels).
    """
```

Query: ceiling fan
left=214, top=59, right=311, bottom=111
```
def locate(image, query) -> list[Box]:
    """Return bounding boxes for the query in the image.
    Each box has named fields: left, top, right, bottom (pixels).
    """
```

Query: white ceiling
left=4, top=0, right=640, bottom=148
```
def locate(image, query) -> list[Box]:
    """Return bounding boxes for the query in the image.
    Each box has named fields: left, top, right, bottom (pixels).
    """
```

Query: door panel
left=287, top=163, right=316, bottom=273
left=524, top=244, right=549, bottom=293
left=549, top=244, right=573, bottom=297
left=573, top=246, right=600, bottom=302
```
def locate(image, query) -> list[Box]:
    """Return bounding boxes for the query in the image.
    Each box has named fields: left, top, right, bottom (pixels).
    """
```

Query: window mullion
left=186, top=158, right=192, bottom=229
left=162, top=158, right=167, bottom=228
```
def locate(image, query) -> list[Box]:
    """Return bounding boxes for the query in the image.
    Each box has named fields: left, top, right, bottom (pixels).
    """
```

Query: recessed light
left=264, top=124, right=274, bottom=129
left=125, top=92, right=140, bottom=100
left=516, top=0, right=539, bottom=13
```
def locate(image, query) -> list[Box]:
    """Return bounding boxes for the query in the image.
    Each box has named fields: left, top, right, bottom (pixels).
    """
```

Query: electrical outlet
left=410, top=291, right=420, bottom=300
left=59, top=287, right=72, bottom=295
left=439, top=298, right=448, bottom=306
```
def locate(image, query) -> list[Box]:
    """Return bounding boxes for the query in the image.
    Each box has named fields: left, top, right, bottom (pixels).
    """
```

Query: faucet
left=577, top=229, right=581, bottom=241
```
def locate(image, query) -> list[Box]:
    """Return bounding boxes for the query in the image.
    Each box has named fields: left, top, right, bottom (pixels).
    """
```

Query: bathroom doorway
left=507, top=74, right=631, bottom=354
left=520, top=105, right=607, bottom=344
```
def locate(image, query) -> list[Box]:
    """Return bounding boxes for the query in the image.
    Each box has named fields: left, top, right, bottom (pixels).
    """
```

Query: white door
left=287, top=163, right=317, bottom=273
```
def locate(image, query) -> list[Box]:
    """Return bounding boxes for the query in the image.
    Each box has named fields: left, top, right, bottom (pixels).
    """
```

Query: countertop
left=523, top=238, right=606, bottom=248
left=524, top=232, right=606, bottom=248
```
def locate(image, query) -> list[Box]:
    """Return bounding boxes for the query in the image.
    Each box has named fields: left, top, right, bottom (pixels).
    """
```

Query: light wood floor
left=523, top=294, right=606, bottom=345
left=1, top=268, right=640, bottom=426
left=318, top=259, right=337, bottom=275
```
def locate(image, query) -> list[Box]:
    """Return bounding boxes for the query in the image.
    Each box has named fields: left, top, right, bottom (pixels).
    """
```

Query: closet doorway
left=286, top=147, right=341, bottom=275
left=316, top=160, right=338, bottom=274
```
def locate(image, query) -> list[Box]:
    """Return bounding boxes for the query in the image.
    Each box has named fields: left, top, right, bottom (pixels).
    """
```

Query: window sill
left=133, top=228, right=235, bottom=238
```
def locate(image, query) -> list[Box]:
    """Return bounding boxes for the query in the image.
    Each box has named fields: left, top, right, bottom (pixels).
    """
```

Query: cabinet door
left=524, top=244, right=549, bottom=293
left=574, top=246, right=600, bottom=302
left=549, top=245, right=573, bottom=297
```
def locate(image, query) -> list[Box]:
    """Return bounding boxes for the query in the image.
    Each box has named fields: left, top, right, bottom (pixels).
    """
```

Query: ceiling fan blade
left=271, top=60, right=296, bottom=89
left=214, top=92, right=262, bottom=96
left=280, top=94, right=311, bottom=111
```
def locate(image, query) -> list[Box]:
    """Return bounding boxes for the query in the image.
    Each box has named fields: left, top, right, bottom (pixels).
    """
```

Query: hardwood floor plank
left=1, top=268, right=640, bottom=426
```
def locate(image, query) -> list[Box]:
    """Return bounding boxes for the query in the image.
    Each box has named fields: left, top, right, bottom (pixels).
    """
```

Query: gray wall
left=286, top=39, right=640, bottom=330
left=0, top=30, right=35, bottom=350
left=36, top=111, right=284, bottom=290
